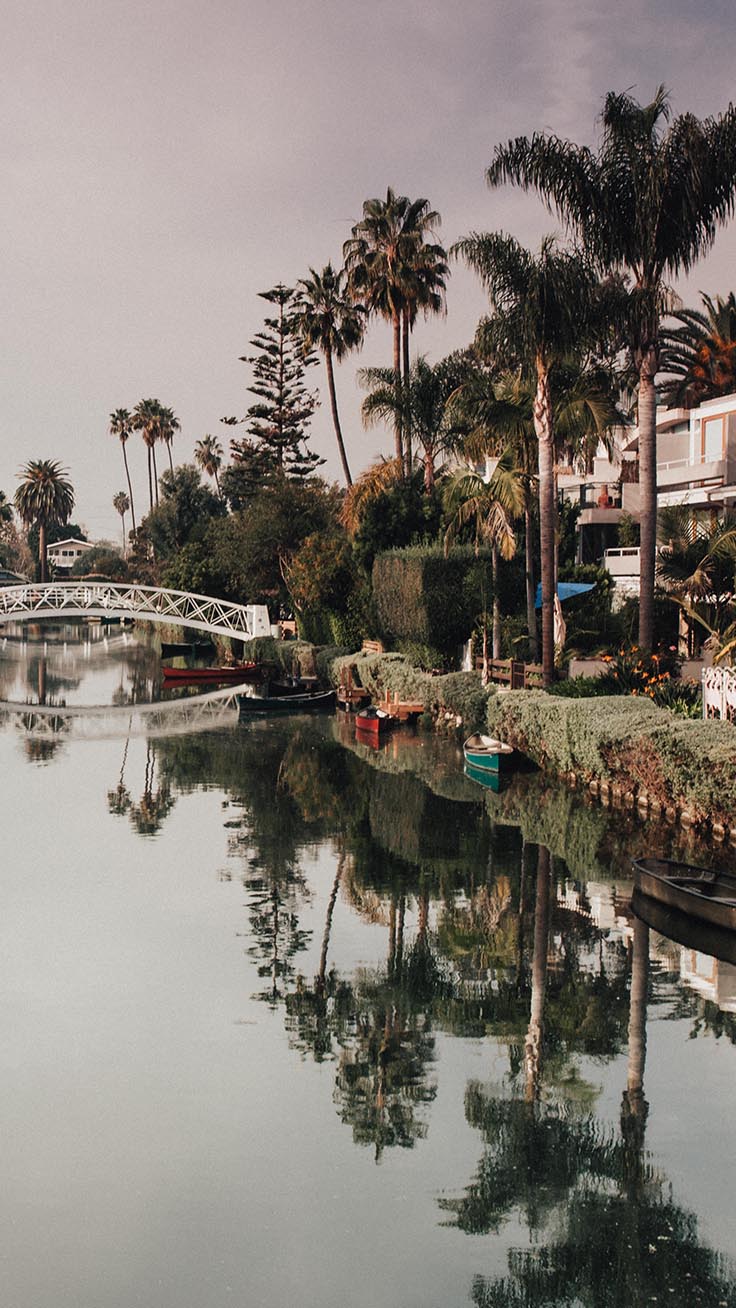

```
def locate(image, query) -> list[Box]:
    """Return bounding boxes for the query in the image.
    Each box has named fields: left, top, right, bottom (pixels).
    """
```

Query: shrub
left=331, top=651, right=494, bottom=730
left=486, top=690, right=736, bottom=824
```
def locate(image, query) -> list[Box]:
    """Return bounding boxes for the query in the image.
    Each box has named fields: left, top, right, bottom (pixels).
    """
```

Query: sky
left=4, top=0, right=736, bottom=540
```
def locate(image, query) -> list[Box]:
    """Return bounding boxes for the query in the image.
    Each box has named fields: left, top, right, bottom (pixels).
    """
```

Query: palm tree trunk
left=324, top=348, right=353, bottom=486
left=166, top=440, right=174, bottom=475
left=524, top=844, right=551, bottom=1103
left=492, top=541, right=501, bottom=659
left=525, top=503, right=539, bottom=661
left=402, top=309, right=412, bottom=478
left=533, top=359, right=556, bottom=686
left=392, top=311, right=404, bottom=468
left=147, top=446, right=154, bottom=512
left=316, top=853, right=345, bottom=996
left=621, top=915, right=649, bottom=1189
left=121, top=513, right=126, bottom=554
left=122, top=442, right=137, bottom=533
left=39, top=520, right=47, bottom=583
left=152, top=446, right=159, bottom=507
left=214, top=468, right=221, bottom=496
left=637, top=349, right=659, bottom=651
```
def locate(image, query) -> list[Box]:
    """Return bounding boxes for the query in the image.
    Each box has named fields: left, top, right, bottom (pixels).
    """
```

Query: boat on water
left=632, top=858, right=736, bottom=933
left=631, top=886, right=736, bottom=966
left=463, top=733, right=515, bottom=773
left=355, top=706, right=393, bottom=741
left=238, top=687, right=335, bottom=714
left=162, top=663, right=263, bottom=684
left=160, top=639, right=214, bottom=659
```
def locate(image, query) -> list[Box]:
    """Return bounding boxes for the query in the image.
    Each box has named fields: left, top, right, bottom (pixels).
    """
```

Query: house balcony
left=603, top=547, right=640, bottom=578
left=657, top=453, right=728, bottom=489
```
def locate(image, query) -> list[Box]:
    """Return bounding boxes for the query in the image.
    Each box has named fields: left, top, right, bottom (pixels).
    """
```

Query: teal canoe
left=463, top=733, right=514, bottom=773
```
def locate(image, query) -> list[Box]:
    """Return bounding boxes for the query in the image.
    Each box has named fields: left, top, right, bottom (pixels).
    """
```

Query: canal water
left=2, top=624, right=735, bottom=1308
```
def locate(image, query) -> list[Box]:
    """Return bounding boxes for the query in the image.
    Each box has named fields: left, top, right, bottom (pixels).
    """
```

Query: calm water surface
left=2, top=625, right=735, bottom=1308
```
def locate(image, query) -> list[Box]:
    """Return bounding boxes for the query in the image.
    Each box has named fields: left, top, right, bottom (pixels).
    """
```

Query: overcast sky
left=4, top=0, right=736, bottom=539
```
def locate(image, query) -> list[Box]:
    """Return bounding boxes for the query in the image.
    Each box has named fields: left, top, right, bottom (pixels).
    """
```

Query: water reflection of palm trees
left=106, top=735, right=176, bottom=836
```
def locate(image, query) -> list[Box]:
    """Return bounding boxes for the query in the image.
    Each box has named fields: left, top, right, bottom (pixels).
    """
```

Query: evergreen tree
left=233, top=284, right=323, bottom=478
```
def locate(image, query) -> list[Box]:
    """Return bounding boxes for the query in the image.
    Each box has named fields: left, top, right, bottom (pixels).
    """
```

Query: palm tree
left=359, top=354, right=467, bottom=492
left=660, top=292, right=736, bottom=409
left=159, top=405, right=180, bottom=474
left=343, top=189, right=446, bottom=468
left=292, top=264, right=366, bottom=486
left=194, top=434, right=224, bottom=495
left=14, top=460, right=75, bottom=582
left=131, top=398, right=162, bottom=510
left=108, top=408, right=137, bottom=532
left=113, top=490, right=130, bottom=554
left=453, top=232, right=599, bottom=684
left=339, top=456, right=404, bottom=535
left=444, top=449, right=525, bottom=667
left=487, top=87, right=736, bottom=650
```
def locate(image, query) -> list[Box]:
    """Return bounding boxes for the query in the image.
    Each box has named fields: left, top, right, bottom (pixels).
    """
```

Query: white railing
left=702, top=666, right=736, bottom=721
left=0, top=583, right=270, bottom=642
left=603, top=547, right=641, bottom=577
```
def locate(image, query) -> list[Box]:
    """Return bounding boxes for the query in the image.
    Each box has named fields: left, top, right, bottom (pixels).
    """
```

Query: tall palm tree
left=194, top=434, right=224, bottom=495
left=444, top=450, right=525, bottom=667
left=14, top=459, right=75, bottom=582
left=487, top=87, right=736, bottom=650
left=660, top=292, right=736, bottom=409
left=108, top=408, right=137, bottom=533
left=343, top=188, right=446, bottom=468
left=131, top=398, right=162, bottom=510
left=453, top=232, right=599, bottom=684
left=159, top=405, right=180, bottom=474
left=113, top=490, right=130, bottom=554
left=339, top=456, right=403, bottom=536
left=359, top=354, right=467, bottom=492
left=292, top=264, right=366, bottom=487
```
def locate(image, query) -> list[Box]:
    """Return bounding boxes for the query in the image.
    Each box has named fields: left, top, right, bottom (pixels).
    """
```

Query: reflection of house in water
left=678, top=953, right=736, bottom=1014
left=555, top=880, right=634, bottom=974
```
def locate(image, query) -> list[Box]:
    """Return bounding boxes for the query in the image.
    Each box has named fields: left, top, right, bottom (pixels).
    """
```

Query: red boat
left=162, top=663, right=263, bottom=685
left=355, top=706, right=393, bottom=741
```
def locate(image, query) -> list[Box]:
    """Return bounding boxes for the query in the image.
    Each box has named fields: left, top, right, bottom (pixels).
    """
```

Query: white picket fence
left=702, top=666, right=736, bottom=721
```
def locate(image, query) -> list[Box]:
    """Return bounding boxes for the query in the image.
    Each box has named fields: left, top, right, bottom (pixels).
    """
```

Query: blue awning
left=535, top=582, right=595, bottom=609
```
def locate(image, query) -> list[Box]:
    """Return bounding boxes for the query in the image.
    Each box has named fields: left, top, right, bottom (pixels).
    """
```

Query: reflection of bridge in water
left=0, top=582, right=271, bottom=642
left=0, top=684, right=248, bottom=740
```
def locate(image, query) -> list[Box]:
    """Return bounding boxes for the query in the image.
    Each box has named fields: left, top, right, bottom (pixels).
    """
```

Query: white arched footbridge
left=0, top=582, right=272, bottom=642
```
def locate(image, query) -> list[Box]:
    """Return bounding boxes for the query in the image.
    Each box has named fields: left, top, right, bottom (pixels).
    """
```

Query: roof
left=46, top=538, right=93, bottom=551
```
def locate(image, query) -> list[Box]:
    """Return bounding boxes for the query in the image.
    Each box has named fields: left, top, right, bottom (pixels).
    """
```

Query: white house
left=46, top=538, right=95, bottom=573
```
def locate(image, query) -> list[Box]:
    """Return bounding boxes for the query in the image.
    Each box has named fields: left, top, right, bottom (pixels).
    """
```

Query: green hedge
left=486, top=690, right=736, bottom=825
left=372, top=545, right=501, bottom=659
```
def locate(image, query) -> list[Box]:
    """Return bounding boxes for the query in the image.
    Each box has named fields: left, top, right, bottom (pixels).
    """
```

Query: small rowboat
left=632, top=858, right=736, bottom=933
left=355, top=706, right=393, bottom=741
left=631, top=888, right=736, bottom=966
left=162, top=663, right=262, bottom=684
left=464, top=761, right=503, bottom=792
left=238, top=688, right=335, bottom=715
left=160, top=639, right=214, bottom=659
left=463, top=733, right=515, bottom=773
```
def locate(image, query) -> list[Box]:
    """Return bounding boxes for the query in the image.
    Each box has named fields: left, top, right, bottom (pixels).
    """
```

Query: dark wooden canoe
left=160, top=640, right=214, bottom=658
left=631, top=887, right=736, bottom=966
left=632, top=857, right=736, bottom=932
left=238, top=688, right=335, bottom=714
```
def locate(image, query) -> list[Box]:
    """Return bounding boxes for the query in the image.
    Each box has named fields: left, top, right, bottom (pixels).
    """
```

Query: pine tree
left=237, top=284, right=323, bottom=478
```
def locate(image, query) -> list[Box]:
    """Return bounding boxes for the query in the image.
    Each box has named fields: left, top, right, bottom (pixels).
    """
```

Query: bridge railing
left=0, top=583, right=272, bottom=642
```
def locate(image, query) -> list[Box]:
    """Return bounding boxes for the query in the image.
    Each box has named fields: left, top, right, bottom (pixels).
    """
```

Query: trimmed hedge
left=372, top=545, right=507, bottom=659
left=486, top=690, right=736, bottom=825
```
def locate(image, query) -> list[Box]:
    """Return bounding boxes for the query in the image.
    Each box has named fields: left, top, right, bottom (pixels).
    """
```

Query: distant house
left=46, top=538, right=95, bottom=573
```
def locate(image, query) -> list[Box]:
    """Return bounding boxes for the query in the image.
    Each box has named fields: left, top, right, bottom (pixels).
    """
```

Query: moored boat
left=160, top=639, right=214, bottom=659
left=631, top=887, right=736, bottom=966
left=238, top=688, right=335, bottom=714
left=632, top=858, right=736, bottom=933
left=463, top=732, right=514, bottom=773
left=355, top=706, right=393, bottom=741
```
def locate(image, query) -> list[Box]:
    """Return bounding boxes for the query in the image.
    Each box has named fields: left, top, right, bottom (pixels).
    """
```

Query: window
left=702, top=415, right=725, bottom=462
